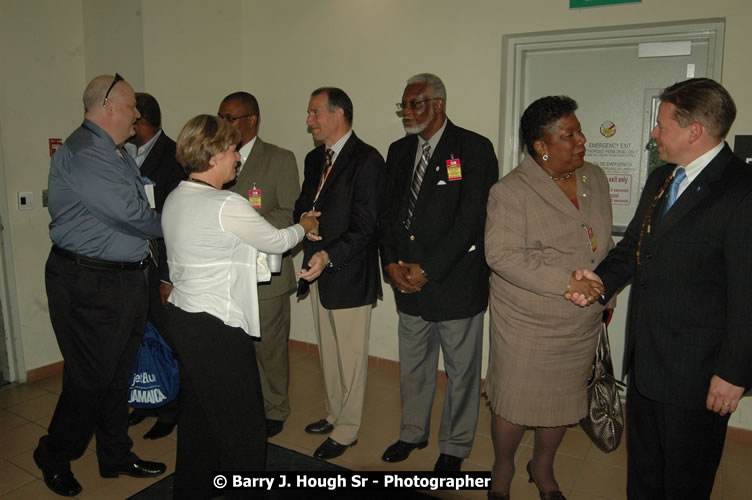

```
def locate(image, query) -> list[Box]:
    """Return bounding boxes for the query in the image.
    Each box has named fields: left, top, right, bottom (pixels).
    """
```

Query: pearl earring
left=543, top=154, right=549, bottom=161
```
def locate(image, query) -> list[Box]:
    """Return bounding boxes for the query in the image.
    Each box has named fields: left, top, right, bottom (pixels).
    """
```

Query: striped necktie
left=313, top=148, right=335, bottom=208
left=405, top=142, right=430, bottom=229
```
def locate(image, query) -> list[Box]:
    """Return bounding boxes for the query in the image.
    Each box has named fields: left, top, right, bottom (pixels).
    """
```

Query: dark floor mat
left=128, top=443, right=437, bottom=499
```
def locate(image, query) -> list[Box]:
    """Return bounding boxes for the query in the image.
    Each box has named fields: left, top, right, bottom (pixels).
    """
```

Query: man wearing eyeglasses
left=379, top=73, right=498, bottom=471
left=218, top=91, right=300, bottom=438
left=34, top=75, right=166, bottom=497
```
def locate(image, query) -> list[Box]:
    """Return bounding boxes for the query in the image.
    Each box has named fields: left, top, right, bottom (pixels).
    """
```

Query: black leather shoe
left=267, top=419, right=284, bottom=437
left=434, top=453, right=463, bottom=472
left=128, top=411, right=146, bottom=427
left=100, top=456, right=167, bottom=478
left=143, top=421, right=176, bottom=439
left=41, top=469, right=82, bottom=497
left=305, top=419, right=334, bottom=434
left=313, top=438, right=357, bottom=460
left=381, top=439, right=428, bottom=462
left=33, top=448, right=82, bottom=497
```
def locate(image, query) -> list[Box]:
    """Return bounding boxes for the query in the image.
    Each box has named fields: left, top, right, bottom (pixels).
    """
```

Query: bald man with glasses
left=34, top=74, right=166, bottom=497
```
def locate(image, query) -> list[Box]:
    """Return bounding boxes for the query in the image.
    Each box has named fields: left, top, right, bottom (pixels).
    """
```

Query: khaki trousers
left=310, top=282, right=372, bottom=445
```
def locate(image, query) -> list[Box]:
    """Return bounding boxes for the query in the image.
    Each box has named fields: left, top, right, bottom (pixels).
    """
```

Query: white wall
left=2, top=0, right=752, bottom=426
left=0, top=0, right=86, bottom=374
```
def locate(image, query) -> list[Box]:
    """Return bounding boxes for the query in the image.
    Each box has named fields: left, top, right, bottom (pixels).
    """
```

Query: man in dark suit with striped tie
left=379, top=73, right=498, bottom=471
left=294, top=87, right=385, bottom=460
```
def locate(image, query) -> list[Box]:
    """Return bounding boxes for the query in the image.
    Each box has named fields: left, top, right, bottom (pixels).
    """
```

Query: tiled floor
left=1, top=344, right=751, bottom=499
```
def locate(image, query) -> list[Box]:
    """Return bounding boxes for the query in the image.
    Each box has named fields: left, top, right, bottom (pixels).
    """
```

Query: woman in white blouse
left=162, top=114, right=318, bottom=499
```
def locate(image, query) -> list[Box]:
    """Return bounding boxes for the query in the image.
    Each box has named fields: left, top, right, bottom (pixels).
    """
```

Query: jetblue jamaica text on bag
left=128, top=322, right=179, bottom=408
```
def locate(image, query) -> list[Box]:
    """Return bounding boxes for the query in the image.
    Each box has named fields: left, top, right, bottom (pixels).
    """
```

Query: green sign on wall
left=570, top=0, right=641, bottom=7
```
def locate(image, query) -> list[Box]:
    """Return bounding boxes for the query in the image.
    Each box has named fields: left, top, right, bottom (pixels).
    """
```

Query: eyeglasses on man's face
left=218, top=113, right=253, bottom=122
left=395, top=98, right=439, bottom=111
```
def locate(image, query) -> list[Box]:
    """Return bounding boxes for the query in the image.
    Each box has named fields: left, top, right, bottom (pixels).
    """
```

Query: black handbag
left=579, top=319, right=626, bottom=453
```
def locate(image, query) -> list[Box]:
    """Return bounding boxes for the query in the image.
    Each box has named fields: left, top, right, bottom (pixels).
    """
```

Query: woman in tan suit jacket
left=484, top=96, right=612, bottom=500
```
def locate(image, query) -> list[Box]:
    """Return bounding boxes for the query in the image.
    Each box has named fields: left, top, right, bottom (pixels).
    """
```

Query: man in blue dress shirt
left=33, top=74, right=166, bottom=497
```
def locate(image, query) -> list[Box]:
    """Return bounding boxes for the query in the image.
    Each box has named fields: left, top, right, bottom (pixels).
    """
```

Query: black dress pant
left=627, top=377, right=729, bottom=500
left=36, top=250, right=148, bottom=472
left=165, top=305, right=266, bottom=499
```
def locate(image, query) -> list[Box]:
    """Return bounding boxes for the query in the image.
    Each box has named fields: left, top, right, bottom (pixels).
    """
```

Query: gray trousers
left=397, top=310, right=484, bottom=458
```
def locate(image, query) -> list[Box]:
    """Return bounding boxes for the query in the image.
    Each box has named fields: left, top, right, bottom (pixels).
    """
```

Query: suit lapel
left=410, top=121, right=457, bottom=221
left=231, top=139, right=264, bottom=196
left=518, top=154, right=584, bottom=222
left=395, top=135, right=419, bottom=212
left=245, top=138, right=265, bottom=172
left=139, top=132, right=165, bottom=179
left=316, top=132, right=357, bottom=202
left=654, top=144, right=731, bottom=239
left=575, top=168, right=596, bottom=219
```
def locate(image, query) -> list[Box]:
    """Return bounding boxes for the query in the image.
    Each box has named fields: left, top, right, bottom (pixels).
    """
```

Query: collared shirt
left=327, top=129, right=353, bottom=164
left=674, top=141, right=724, bottom=199
left=237, top=136, right=257, bottom=175
left=48, top=119, right=163, bottom=261
left=124, top=129, right=162, bottom=168
left=412, top=118, right=448, bottom=173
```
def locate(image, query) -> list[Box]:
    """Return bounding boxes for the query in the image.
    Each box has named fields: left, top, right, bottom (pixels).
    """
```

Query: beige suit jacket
left=485, top=156, right=614, bottom=338
left=228, top=138, right=300, bottom=299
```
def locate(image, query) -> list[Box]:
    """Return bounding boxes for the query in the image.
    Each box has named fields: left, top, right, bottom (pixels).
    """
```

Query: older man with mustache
left=379, top=73, right=498, bottom=471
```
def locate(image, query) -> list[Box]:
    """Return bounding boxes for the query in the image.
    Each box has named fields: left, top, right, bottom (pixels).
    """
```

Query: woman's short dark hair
left=520, top=96, right=578, bottom=158
left=176, top=115, right=241, bottom=174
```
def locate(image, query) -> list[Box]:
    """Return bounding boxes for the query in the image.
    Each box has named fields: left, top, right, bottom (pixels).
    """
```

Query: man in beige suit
left=218, top=91, right=300, bottom=437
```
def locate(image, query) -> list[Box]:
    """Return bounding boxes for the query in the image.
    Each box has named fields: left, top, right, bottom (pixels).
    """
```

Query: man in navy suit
left=379, top=73, right=498, bottom=471
left=294, top=87, right=385, bottom=460
left=574, top=78, right=752, bottom=498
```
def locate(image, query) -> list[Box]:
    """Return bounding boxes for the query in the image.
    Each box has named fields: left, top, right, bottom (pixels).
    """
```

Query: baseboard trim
left=26, top=344, right=752, bottom=439
left=26, top=361, right=63, bottom=383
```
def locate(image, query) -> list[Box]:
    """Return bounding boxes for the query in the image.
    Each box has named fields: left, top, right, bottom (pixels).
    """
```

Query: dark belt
left=52, top=245, right=150, bottom=271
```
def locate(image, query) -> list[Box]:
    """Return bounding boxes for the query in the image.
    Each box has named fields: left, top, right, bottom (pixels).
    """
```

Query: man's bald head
left=83, top=75, right=115, bottom=113
left=83, top=74, right=140, bottom=144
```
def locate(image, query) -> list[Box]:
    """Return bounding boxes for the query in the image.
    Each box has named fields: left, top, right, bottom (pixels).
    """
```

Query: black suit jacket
left=380, top=119, right=498, bottom=321
left=139, top=131, right=186, bottom=281
left=596, top=143, right=752, bottom=409
left=140, top=132, right=185, bottom=213
left=293, top=132, right=385, bottom=310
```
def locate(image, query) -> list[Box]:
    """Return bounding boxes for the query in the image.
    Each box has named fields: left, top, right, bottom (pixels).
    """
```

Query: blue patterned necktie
left=662, top=167, right=686, bottom=217
left=405, top=142, right=430, bottom=230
